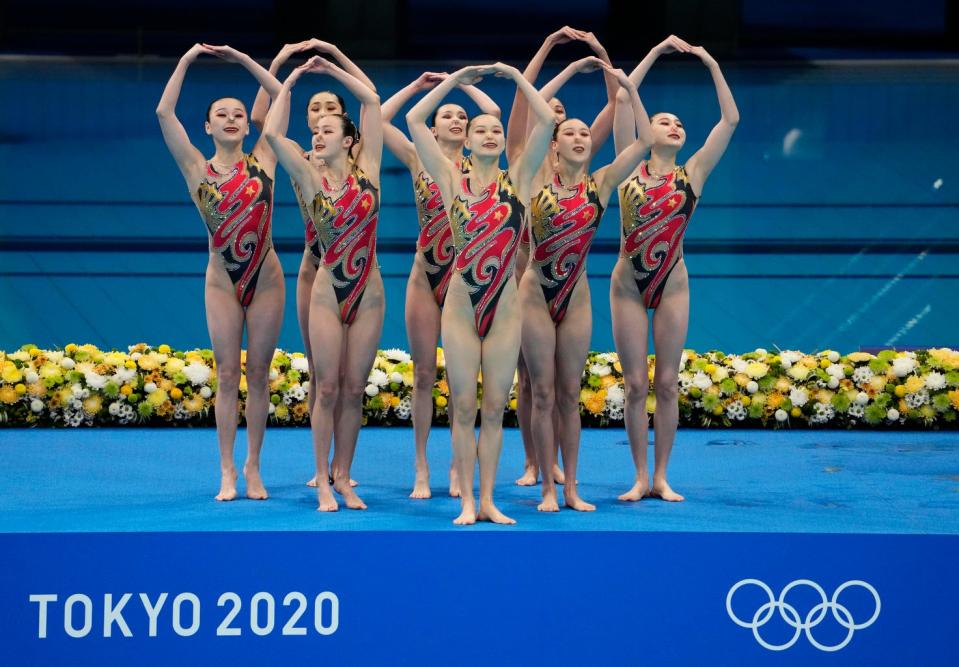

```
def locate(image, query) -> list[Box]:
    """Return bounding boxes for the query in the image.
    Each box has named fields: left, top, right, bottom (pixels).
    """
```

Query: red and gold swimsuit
left=413, top=156, right=471, bottom=307
left=309, top=166, right=379, bottom=324
left=195, top=154, right=274, bottom=308
left=293, top=178, right=323, bottom=265
left=529, top=173, right=604, bottom=324
left=619, top=162, right=697, bottom=309
left=449, top=170, right=523, bottom=338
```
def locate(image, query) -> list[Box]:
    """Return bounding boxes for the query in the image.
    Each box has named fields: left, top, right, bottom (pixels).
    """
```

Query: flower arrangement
left=1, top=344, right=956, bottom=429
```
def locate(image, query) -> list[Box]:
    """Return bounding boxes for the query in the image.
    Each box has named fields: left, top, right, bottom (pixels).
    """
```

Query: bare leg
left=442, top=275, right=482, bottom=525
left=297, top=253, right=323, bottom=489
left=308, top=270, right=345, bottom=512
left=331, top=271, right=385, bottom=510
left=555, top=278, right=594, bottom=511
left=405, top=261, right=442, bottom=499
left=476, top=282, right=521, bottom=525
left=513, top=245, right=538, bottom=486
left=649, top=263, right=690, bottom=502
left=611, top=259, right=652, bottom=501
left=205, top=266, right=245, bottom=502
left=519, top=272, right=559, bottom=512
left=241, top=252, right=285, bottom=500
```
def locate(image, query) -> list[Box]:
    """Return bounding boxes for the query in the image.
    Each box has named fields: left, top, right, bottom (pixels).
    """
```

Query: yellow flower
left=846, top=352, right=872, bottom=363
left=751, top=392, right=767, bottom=406
left=170, top=388, right=183, bottom=400
left=28, top=382, right=46, bottom=397
left=435, top=347, right=445, bottom=368
left=712, top=405, right=724, bottom=415
left=734, top=373, right=750, bottom=387
left=801, top=356, right=818, bottom=368
left=745, top=362, right=769, bottom=379
left=509, top=398, right=517, bottom=410
left=929, top=348, right=959, bottom=369
left=646, top=394, right=656, bottom=414
left=790, top=407, right=802, bottom=417
left=165, top=358, right=185, bottom=375
left=787, top=365, right=810, bottom=382
left=613, top=361, right=622, bottom=373
left=156, top=400, right=174, bottom=418
left=601, top=375, right=617, bottom=388
left=147, top=389, right=169, bottom=406
left=894, top=384, right=906, bottom=398
left=137, top=355, right=159, bottom=371
left=586, top=395, right=605, bottom=415
left=816, top=390, right=834, bottom=404
left=2, top=362, right=23, bottom=383
left=14, top=383, right=27, bottom=395
left=775, top=378, right=791, bottom=393
left=125, top=360, right=136, bottom=370
left=820, top=358, right=831, bottom=369
left=0, top=386, right=18, bottom=404
left=121, top=384, right=133, bottom=396
left=239, top=375, right=248, bottom=393
left=948, top=390, right=959, bottom=410
left=82, top=395, right=103, bottom=415
left=183, top=395, right=205, bottom=413
left=704, top=363, right=717, bottom=374
left=391, top=395, right=401, bottom=408
left=379, top=392, right=393, bottom=406
left=899, top=399, right=909, bottom=414
left=293, top=403, right=310, bottom=420
left=904, top=375, right=925, bottom=394
left=436, top=379, right=449, bottom=396
left=436, top=396, right=448, bottom=408
left=869, top=376, right=887, bottom=392
left=65, top=344, right=78, bottom=354
left=275, top=404, right=289, bottom=420
left=159, top=379, right=174, bottom=392
left=768, top=393, right=784, bottom=409
left=741, top=396, right=751, bottom=407
left=158, top=344, right=172, bottom=355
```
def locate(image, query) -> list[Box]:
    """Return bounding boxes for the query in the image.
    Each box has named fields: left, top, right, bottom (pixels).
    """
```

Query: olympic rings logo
left=726, top=579, right=881, bottom=652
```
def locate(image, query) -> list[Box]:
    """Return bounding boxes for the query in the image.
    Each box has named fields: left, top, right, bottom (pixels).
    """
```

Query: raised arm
left=505, top=27, right=583, bottom=164
left=578, top=31, right=617, bottom=156
left=503, top=64, right=557, bottom=198
left=407, top=67, right=489, bottom=202
left=262, top=66, right=317, bottom=197
left=305, top=57, right=383, bottom=186
left=537, top=56, right=606, bottom=106
left=310, top=39, right=378, bottom=145
left=596, top=71, right=652, bottom=205
left=685, top=47, right=739, bottom=194
left=381, top=72, right=445, bottom=172
left=459, top=83, right=500, bottom=118
left=156, top=44, right=212, bottom=182
left=628, top=34, right=692, bottom=88
left=251, top=41, right=313, bottom=131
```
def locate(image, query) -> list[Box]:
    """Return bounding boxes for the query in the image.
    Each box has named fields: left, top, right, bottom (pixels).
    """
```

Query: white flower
left=679, top=350, right=689, bottom=371
left=746, top=381, right=759, bottom=394
left=606, top=384, right=625, bottom=407
left=692, top=372, right=712, bottom=390
left=291, top=356, right=309, bottom=373
left=396, top=396, right=412, bottom=421
left=46, top=351, right=64, bottom=363
left=269, top=369, right=279, bottom=381
left=712, top=366, right=730, bottom=381
left=183, top=362, right=211, bottom=386
left=892, top=357, right=917, bottom=378
left=905, top=390, right=929, bottom=409
left=848, top=404, right=864, bottom=418
left=156, top=354, right=168, bottom=364
left=589, top=363, right=612, bottom=377
left=924, top=372, right=947, bottom=391
left=855, top=392, right=869, bottom=406
left=826, top=363, right=845, bottom=379
left=730, top=358, right=748, bottom=373
left=781, top=359, right=792, bottom=370
left=83, top=371, right=107, bottom=390
left=108, top=402, right=121, bottom=416
left=114, top=367, right=136, bottom=384
left=726, top=401, right=747, bottom=421
left=390, top=372, right=403, bottom=384
left=60, top=358, right=76, bottom=370
left=781, top=351, right=803, bottom=364
left=887, top=408, right=900, bottom=421
left=30, top=399, right=44, bottom=413
left=852, top=366, right=874, bottom=386
left=679, top=373, right=693, bottom=391
left=811, top=402, right=835, bottom=424
left=143, top=382, right=157, bottom=394
left=827, top=351, right=840, bottom=363
left=755, top=348, right=768, bottom=356
left=200, top=386, right=212, bottom=399
left=775, top=409, right=788, bottom=422
left=369, top=368, right=389, bottom=387
left=290, top=386, right=306, bottom=402
left=25, top=371, right=39, bottom=384
left=365, top=384, right=379, bottom=397
left=827, top=377, right=839, bottom=389
left=131, top=352, right=142, bottom=361
left=382, top=348, right=412, bottom=364
left=789, top=387, right=809, bottom=407
left=597, top=352, right=618, bottom=364
left=269, top=403, right=276, bottom=414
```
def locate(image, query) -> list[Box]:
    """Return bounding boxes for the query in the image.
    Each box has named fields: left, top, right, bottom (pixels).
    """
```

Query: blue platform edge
left=1, top=531, right=956, bottom=665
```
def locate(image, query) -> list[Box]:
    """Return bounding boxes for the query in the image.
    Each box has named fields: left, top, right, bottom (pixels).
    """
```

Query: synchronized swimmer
left=156, top=30, right=738, bottom=524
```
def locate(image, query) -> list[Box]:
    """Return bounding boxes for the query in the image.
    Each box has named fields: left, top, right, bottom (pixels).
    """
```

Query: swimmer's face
left=650, top=113, right=685, bottom=149
left=465, top=114, right=505, bottom=157
left=311, top=116, right=353, bottom=160
left=549, top=97, right=567, bottom=123
left=432, top=104, right=468, bottom=144
left=205, top=98, right=249, bottom=144
left=553, top=119, right=591, bottom=164
left=307, top=92, right=344, bottom=131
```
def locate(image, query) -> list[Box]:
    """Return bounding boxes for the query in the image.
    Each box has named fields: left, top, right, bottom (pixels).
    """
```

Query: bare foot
left=410, top=467, right=431, bottom=499
left=333, top=478, right=367, bottom=510
left=306, top=475, right=318, bottom=488
left=552, top=464, right=566, bottom=486
left=453, top=497, right=477, bottom=525
left=316, top=482, right=338, bottom=512
left=537, top=487, right=560, bottom=512
left=563, top=489, right=596, bottom=512
left=326, top=475, right=359, bottom=488
left=478, top=500, right=516, bottom=525
left=449, top=466, right=461, bottom=498
left=215, top=468, right=238, bottom=501
left=515, top=464, right=538, bottom=486
left=243, top=463, right=268, bottom=500
left=618, top=480, right=650, bottom=502
left=650, top=480, right=685, bottom=502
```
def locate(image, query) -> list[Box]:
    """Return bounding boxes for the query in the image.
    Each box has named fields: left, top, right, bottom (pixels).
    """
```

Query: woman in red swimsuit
left=382, top=73, right=499, bottom=499
left=521, top=63, right=653, bottom=513
left=264, top=56, right=383, bottom=512
left=612, top=36, right=739, bottom=502
left=407, top=63, right=555, bottom=525
left=250, top=39, right=375, bottom=490
left=506, top=27, right=617, bottom=488
left=156, top=44, right=284, bottom=502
